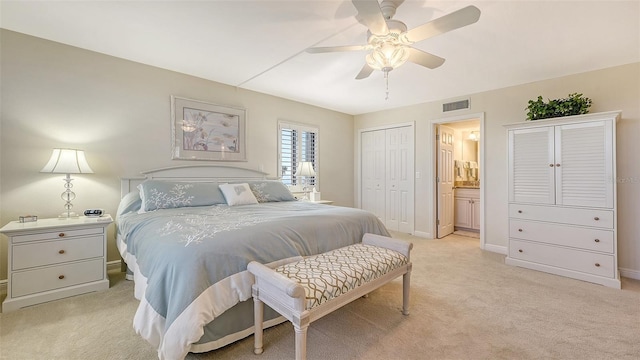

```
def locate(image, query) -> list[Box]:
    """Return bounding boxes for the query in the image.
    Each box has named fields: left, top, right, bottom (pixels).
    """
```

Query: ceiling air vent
left=443, top=99, right=469, bottom=112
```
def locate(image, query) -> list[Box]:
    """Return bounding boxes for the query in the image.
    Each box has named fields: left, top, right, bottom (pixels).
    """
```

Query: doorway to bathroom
left=433, top=113, right=485, bottom=247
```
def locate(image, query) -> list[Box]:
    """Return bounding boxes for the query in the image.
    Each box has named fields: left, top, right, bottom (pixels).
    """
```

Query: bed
left=116, top=165, right=390, bottom=359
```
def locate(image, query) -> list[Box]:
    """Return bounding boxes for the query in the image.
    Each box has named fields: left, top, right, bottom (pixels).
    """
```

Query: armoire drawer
left=11, top=258, right=105, bottom=297
left=509, top=219, right=614, bottom=253
left=12, top=235, right=104, bottom=270
left=11, top=226, right=105, bottom=244
left=509, top=204, right=613, bottom=229
left=509, top=239, right=614, bottom=278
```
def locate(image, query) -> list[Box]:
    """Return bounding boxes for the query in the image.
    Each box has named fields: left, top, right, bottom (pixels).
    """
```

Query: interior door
left=437, top=125, right=455, bottom=238
left=361, top=130, right=386, bottom=222
left=396, top=126, right=414, bottom=233
left=385, top=128, right=400, bottom=231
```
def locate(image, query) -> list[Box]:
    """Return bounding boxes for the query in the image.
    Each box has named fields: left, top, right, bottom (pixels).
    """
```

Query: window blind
left=279, top=122, right=318, bottom=187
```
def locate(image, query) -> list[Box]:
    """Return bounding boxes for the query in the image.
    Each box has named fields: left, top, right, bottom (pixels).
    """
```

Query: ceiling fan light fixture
left=365, top=42, right=409, bottom=71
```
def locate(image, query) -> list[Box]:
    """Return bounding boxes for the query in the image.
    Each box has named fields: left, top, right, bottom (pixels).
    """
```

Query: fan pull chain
left=384, top=70, right=390, bottom=100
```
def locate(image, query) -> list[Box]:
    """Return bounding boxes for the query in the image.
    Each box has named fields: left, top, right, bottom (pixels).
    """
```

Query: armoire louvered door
left=555, top=121, right=613, bottom=208
left=509, top=120, right=614, bottom=208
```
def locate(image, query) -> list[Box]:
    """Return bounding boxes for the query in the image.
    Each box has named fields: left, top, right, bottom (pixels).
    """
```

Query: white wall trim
left=619, top=267, right=640, bottom=281
left=413, top=230, right=432, bottom=239
left=483, top=244, right=508, bottom=255
left=107, top=259, right=123, bottom=272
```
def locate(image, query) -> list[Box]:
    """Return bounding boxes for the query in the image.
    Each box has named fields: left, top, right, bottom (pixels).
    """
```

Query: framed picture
left=171, top=96, right=246, bottom=161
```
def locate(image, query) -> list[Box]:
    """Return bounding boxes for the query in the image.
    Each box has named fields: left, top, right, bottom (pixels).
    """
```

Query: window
left=278, top=121, right=318, bottom=188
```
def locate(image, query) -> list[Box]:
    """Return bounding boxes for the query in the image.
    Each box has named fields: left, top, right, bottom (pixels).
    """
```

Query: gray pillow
left=246, top=180, right=297, bottom=203
left=137, top=180, right=226, bottom=213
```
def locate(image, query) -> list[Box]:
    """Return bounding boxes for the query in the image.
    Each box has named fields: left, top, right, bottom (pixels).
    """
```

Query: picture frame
left=171, top=96, right=246, bottom=161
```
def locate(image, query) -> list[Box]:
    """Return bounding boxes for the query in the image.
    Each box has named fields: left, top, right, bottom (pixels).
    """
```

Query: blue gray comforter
left=117, top=201, right=389, bottom=359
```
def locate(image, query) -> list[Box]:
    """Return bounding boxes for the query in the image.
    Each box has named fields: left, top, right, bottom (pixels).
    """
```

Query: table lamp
left=294, top=161, right=316, bottom=200
left=40, top=148, right=94, bottom=218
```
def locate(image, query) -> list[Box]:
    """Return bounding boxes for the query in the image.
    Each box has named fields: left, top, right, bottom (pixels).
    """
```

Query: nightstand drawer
left=509, top=239, right=614, bottom=278
left=12, top=235, right=104, bottom=270
left=11, top=258, right=105, bottom=297
left=509, top=219, right=614, bottom=253
left=12, top=227, right=104, bottom=244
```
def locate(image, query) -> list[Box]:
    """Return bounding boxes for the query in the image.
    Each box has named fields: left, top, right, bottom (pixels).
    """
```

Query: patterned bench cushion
left=275, top=243, right=409, bottom=309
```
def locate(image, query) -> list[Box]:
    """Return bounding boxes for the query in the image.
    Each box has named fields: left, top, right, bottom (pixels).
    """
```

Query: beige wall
left=2, top=28, right=639, bottom=282
left=0, top=30, right=354, bottom=280
left=354, top=62, right=640, bottom=278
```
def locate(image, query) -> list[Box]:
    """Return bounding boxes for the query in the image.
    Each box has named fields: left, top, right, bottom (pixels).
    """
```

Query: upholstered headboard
left=120, top=165, right=270, bottom=198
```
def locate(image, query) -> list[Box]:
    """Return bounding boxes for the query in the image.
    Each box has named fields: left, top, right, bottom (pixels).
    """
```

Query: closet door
left=555, top=120, right=614, bottom=208
left=396, top=126, right=414, bottom=233
left=385, top=128, right=400, bottom=231
left=361, top=130, right=386, bottom=222
left=508, top=127, right=555, bottom=204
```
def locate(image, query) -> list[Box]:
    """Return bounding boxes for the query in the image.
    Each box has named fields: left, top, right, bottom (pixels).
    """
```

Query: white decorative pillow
left=219, top=183, right=259, bottom=206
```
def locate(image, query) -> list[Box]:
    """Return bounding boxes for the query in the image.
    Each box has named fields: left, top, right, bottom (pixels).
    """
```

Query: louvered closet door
left=555, top=120, right=614, bottom=208
left=509, top=127, right=555, bottom=204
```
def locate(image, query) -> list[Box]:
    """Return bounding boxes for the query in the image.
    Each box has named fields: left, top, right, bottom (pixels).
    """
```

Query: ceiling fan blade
left=355, top=63, right=374, bottom=80
left=306, top=45, right=369, bottom=54
left=404, top=5, right=481, bottom=43
left=407, top=47, right=445, bottom=69
left=352, top=0, right=389, bottom=36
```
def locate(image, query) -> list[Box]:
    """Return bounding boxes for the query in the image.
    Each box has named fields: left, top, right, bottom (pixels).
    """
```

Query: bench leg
left=402, top=270, right=411, bottom=316
left=253, top=296, right=264, bottom=355
left=294, top=324, right=308, bottom=360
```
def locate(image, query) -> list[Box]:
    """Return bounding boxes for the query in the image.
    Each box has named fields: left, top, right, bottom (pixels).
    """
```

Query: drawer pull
left=555, top=163, right=561, bottom=167
left=58, top=250, right=66, bottom=254
left=58, top=233, right=65, bottom=238
left=518, top=229, right=523, bottom=232
left=517, top=210, right=522, bottom=214
left=549, top=164, right=554, bottom=167
left=594, top=217, right=600, bottom=221
left=594, top=239, right=600, bottom=243
left=58, top=275, right=65, bottom=280
left=595, top=263, right=600, bottom=267
left=518, top=249, right=523, bottom=253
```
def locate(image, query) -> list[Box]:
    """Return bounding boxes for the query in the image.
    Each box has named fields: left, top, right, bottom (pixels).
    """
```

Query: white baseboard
left=483, top=243, right=508, bottom=255
left=412, top=230, right=432, bottom=239
left=619, top=267, right=640, bottom=281
left=107, top=259, right=123, bottom=272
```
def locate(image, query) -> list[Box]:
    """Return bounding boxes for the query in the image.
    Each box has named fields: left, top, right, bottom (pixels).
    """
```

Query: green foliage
left=526, top=93, right=592, bottom=121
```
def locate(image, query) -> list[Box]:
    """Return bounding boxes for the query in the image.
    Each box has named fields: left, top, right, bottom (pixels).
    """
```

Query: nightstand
left=0, top=215, right=112, bottom=312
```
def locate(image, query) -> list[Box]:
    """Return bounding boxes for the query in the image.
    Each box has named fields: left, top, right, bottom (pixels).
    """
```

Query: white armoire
left=361, top=125, right=414, bottom=233
left=504, top=111, right=620, bottom=288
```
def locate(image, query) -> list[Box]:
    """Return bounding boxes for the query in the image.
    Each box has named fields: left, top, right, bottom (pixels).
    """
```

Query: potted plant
left=526, top=93, right=592, bottom=120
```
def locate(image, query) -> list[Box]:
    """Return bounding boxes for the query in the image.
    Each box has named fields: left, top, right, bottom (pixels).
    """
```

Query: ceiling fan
left=306, top=0, right=480, bottom=96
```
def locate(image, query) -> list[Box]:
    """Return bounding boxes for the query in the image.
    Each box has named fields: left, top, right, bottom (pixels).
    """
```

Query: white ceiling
left=2, top=1, right=639, bottom=115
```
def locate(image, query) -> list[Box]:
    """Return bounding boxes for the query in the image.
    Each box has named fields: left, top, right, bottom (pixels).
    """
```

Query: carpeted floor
left=1, top=232, right=639, bottom=360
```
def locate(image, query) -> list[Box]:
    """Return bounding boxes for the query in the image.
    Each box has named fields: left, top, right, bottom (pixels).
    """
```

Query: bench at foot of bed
left=248, top=233, right=413, bottom=360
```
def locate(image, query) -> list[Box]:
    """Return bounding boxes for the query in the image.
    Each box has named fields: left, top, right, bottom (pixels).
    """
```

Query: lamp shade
left=294, top=161, right=316, bottom=177
left=40, top=149, right=94, bottom=174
